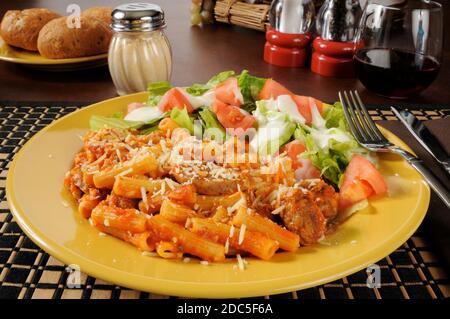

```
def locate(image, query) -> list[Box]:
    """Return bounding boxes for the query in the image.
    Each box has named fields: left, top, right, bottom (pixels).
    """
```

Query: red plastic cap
left=310, top=37, right=363, bottom=77
left=263, top=28, right=311, bottom=68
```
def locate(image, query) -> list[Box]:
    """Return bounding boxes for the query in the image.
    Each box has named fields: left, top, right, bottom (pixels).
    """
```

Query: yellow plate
left=0, top=36, right=107, bottom=70
left=6, top=93, right=430, bottom=298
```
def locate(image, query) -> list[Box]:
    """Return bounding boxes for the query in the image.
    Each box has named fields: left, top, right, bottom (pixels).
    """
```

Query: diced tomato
left=292, top=96, right=313, bottom=124
left=214, top=77, right=242, bottom=106
left=212, top=99, right=255, bottom=134
left=345, top=155, right=387, bottom=195
left=311, top=97, right=324, bottom=114
left=278, top=140, right=320, bottom=178
left=292, top=95, right=324, bottom=124
left=258, top=79, right=293, bottom=100
left=257, top=79, right=323, bottom=124
left=157, top=88, right=194, bottom=113
left=339, top=155, right=387, bottom=209
left=339, top=179, right=374, bottom=209
left=279, top=140, right=306, bottom=170
left=295, top=159, right=321, bottom=180
left=127, top=102, right=145, bottom=114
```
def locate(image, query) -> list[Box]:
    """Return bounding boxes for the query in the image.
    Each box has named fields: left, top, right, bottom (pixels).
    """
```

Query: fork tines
left=338, top=90, right=391, bottom=147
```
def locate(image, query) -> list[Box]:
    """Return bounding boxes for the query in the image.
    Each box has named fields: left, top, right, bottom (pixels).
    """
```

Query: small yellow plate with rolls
left=0, top=7, right=112, bottom=71
left=0, top=35, right=108, bottom=71
left=6, top=92, right=430, bottom=298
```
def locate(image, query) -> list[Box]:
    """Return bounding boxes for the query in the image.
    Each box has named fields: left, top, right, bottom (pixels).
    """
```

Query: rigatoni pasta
left=148, top=215, right=226, bottom=262
left=65, top=124, right=339, bottom=266
left=232, top=207, right=300, bottom=252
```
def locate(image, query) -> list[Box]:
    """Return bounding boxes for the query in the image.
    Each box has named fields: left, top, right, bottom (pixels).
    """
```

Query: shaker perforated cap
left=111, top=3, right=166, bottom=32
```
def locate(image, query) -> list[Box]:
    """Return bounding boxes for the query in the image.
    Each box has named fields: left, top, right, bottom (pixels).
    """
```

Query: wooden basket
left=213, top=0, right=325, bottom=32
left=214, top=0, right=271, bottom=31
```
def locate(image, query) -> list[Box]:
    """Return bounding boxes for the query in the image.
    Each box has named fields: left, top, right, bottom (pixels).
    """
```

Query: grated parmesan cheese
left=140, top=186, right=149, bottom=211
left=89, top=153, right=107, bottom=167
left=142, top=251, right=158, bottom=257
left=103, top=219, right=110, bottom=227
left=224, top=238, right=230, bottom=254
left=238, top=224, right=246, bottom=245
left=117, top=167, right=133, bottom=177
left=165, top=178, right=179, bottom=190
left=160, top=180, right=166, bottom=195
left=200, top=260, right=209, bottom=266
left=227, top=197, right=245, bottom=215
left=160, top=139, right=168, bottom=153
left=229, top=225, right=235, bottom=238
left=236, top=254, right=245, bottom=271
left=183, top=257, right=191, bottom=263
left=116, top=149, right=122, bottom=162
left=123, top=144, right=134, bottom=152
left=98, top=232, right=107, bottom=237
left=271, top=205, right=285, bottom=215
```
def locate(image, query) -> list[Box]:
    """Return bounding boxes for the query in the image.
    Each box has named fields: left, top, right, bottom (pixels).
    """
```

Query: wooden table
left=1, top=0, right=450, bottom=300
left=0, top=0, right=449, bottom=105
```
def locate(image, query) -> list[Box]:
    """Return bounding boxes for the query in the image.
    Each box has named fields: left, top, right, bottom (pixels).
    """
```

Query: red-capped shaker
left=264, top=0, right=315, bottom=68
left=312, top=0, right=362, bottom=77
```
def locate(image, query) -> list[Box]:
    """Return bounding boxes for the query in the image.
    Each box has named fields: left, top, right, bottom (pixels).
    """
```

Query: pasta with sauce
left=65, top=72, right=387, bottom=267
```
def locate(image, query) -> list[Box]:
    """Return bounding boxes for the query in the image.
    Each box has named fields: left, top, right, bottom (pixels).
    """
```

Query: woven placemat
left=0, top=103, right=449, bottom=299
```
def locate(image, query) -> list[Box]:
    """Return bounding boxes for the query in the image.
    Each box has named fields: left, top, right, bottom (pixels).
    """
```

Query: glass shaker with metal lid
left=108, top=3, right=172, bottom=95
left=263, top=0, right=315, bottom=67
left=311, top=0, right=362, bottom=77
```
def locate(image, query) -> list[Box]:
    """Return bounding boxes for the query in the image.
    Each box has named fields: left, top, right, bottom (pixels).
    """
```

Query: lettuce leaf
left=293, top=102, right=372, bottom=187
left=207, top=70, right=236, bottom=87
left=148, top=81, right=172, bottom=96
left=198, top=108, right=226, bottom=141
left=140, top=125, right=160, bottom=135
left=294, top=123, right=311, bottom=143
left=240, top=101, right=257, bottom=114
left=90, top=115, right=144, bottom=131
left=148, top=81, right=172, bottom=106
left=185, top=83, right=210, bottom=96
left=302, top=134, right=362, bottom=186
left=111, top=111, right=124, bottom=119
left=237, top=70, right=267, bottom=103
left=324, top=101, right=348, bottom=130
left=170, top=107, right=194, bottom=134
left=185, top=70, right=236, bottom=96
left=252, top=101, right=295, bottom=155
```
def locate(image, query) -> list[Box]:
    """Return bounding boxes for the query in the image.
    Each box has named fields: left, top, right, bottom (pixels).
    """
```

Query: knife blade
left=391, top=107, right=450, bottom=177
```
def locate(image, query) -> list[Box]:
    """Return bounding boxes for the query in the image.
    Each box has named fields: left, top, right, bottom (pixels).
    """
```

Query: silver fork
left=339, top=90, right=450, bottom=208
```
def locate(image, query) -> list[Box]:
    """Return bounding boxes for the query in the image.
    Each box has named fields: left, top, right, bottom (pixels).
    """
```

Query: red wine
left=354, top=48, right=440, bottom=98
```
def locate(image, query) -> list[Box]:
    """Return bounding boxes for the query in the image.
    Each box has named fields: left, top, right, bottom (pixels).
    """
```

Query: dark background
left=0, top=0, right=449, bottom=104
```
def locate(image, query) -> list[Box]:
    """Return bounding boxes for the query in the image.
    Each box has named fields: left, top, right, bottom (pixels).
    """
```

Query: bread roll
left=37, top=16, right=112, bottom=59
left=82, top=7, right=112, bottom=25
left=0, top=8, right=60, bottom=51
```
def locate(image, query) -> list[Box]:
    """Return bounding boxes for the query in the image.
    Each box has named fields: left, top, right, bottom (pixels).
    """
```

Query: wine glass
left=353, top=0, right=443, bottom=99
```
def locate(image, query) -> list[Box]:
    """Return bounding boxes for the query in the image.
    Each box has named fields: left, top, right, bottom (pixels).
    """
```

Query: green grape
left=190, top=12, right=202, bottom=25
left=190, top=3, right=201, bottom=14
left=200, top=10, right=213, bottom=23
